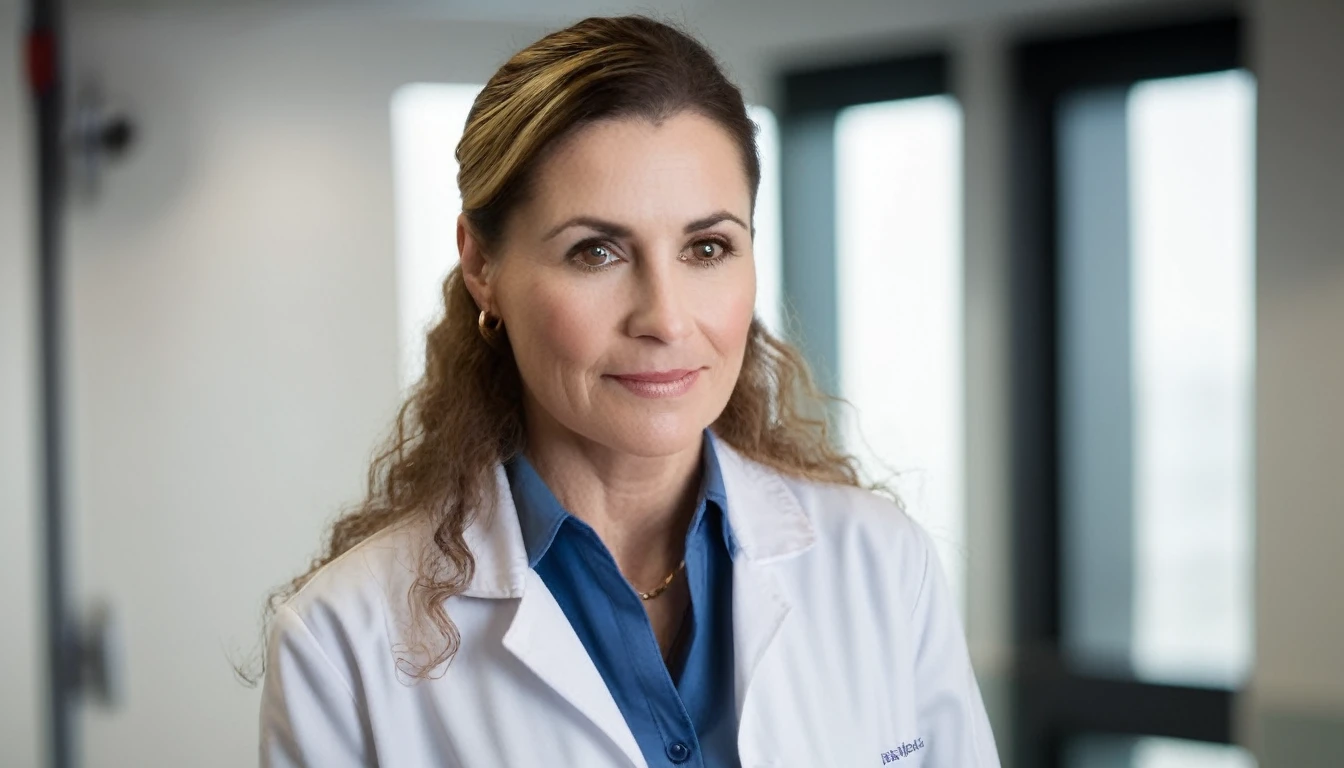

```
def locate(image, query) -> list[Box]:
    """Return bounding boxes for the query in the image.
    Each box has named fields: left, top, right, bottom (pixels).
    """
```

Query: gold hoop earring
left=477, top=310, right=504, bottom=345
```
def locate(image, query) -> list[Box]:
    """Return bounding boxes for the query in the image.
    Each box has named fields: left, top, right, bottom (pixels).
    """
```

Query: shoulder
left=768, top=467, right=937, bottom=616
left=785, top=472, right=933, bottom=562
left=781, top=471, right=921, bottom=540
left=714, top=442, right=935, bottom=584
left=272, top=515, right=433, bottom=662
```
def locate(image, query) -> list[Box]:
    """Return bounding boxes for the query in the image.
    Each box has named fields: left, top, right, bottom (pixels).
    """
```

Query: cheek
left=507, top=280, right=605, bottom=384
left=701, top=269, right=757, bottom=365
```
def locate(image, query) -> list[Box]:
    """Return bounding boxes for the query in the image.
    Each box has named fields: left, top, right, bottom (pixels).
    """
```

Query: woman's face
left=460, top=111, right=756, bottom=459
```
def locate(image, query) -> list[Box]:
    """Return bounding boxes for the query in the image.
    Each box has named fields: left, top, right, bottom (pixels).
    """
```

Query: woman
left=260, top=15, right=999, bottom=768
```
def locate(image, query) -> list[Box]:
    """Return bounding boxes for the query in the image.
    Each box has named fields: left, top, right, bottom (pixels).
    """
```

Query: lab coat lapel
left=501, top=571, right=648, bottom=768
left=465, top=465, right=646, bottom=768
left=730, top=557, right=791, bottom=725
left=714, top=439, right=817, bottom=763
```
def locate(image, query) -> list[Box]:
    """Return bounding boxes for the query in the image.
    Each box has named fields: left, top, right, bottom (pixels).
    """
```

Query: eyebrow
left=541, top=210, right=749, bottom=242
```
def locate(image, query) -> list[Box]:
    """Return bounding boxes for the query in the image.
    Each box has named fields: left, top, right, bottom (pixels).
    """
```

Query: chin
left=595, top=409, right=711, bottom=459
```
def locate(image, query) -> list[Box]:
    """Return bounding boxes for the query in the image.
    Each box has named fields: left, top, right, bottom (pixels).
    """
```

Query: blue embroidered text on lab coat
left=881, top=737, right=926, bottom=763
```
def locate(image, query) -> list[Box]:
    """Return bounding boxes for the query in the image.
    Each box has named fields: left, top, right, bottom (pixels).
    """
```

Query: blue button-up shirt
left=505, top=430, right=741, bottom=768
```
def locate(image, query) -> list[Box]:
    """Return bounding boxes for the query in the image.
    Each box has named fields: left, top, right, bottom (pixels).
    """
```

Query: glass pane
left=1057, top=70, right=1255, bottom=687
left=1128, top=70, right=1256, bottom=686
left=1066, top=734, right=1257, bottom=768
left=835, top=96, right=966, bottom=611
left=390, top=85, right=784, bottom=388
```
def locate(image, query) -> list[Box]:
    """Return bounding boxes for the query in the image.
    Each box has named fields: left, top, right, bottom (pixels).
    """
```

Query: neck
left=521, top=408, right=704, bottom=589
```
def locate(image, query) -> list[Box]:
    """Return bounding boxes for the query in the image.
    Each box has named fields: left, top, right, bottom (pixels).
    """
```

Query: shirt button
left=666, top=741, right=691, bottom=763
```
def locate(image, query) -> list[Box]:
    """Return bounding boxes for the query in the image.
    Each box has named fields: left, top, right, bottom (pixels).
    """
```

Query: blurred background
left=1, top=0, right=1340, bottom=766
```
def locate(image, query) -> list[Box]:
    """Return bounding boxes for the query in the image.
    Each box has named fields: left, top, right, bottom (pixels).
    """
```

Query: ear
left=457, top=213, right=494, bottom=313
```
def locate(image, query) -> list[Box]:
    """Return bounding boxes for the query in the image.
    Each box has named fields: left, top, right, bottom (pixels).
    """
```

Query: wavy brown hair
left=251, top=14, right=869, bottom=683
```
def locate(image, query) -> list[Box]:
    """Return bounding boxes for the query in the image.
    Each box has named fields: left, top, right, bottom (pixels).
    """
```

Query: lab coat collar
left=460, top=431, right=817, bottom=598
left=467, top=433, right=813, bottom=767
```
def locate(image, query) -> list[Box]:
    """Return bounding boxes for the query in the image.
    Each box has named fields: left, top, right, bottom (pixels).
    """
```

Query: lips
left=609, top=369, right=698, bottom=383
left=605, top=368, right=702, bottom=398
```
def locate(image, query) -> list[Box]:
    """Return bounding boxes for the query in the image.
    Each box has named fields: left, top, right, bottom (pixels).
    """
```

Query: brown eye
left=576, top=244, right=616, bottom=268
left=689, top=240, right=724, bottom=262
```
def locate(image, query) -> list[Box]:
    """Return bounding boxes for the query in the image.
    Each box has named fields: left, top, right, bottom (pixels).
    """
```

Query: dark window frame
left=782, top=53, right=948, bottom=115
left=1009, top=14, right=1248, bottom=768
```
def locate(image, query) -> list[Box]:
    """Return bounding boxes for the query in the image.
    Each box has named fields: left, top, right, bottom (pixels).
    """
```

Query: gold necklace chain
left=638, top=559, right=686, bottom=601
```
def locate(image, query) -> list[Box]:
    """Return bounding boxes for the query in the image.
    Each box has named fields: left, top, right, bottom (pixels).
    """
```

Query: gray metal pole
left=26, top=0, right=76, bottom=765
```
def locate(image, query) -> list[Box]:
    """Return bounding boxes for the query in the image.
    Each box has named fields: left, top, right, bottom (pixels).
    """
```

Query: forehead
left=523, top=112, right=752, bottom=230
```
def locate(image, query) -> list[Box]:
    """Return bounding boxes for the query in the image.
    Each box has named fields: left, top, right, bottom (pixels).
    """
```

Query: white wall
left=955, top=23, right=1015, bottom=739
left=61, top=10, right=555, bottom=766
left=0, top=0, right=43, bottom=765
left=1248, top=0, right=1344, bottom=760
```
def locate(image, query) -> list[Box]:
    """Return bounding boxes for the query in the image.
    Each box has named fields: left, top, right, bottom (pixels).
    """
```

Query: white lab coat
left=260, top=439, right=1001, bottom=767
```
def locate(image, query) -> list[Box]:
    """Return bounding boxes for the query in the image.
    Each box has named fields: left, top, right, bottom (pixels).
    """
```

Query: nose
left=625, top=257, right=693, bottom=343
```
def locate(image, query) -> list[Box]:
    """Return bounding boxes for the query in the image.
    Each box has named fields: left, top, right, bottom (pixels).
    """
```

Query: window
left=835, top=96, right=965, bottom=608
left=781, top=54, right=967, bottom=611
left=1126, top=70, right=1255, bottom=687
left=1011, top=17, right=1252, bottom=766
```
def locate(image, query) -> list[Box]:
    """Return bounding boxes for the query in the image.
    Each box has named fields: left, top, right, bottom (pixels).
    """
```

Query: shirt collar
left=698, top=429, right=738, bottom=557
left=465, top=433, right=814, bottom=599
left=504, top=449, right=569, bottom=569
left=505, top=429, right=738, bottom=569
